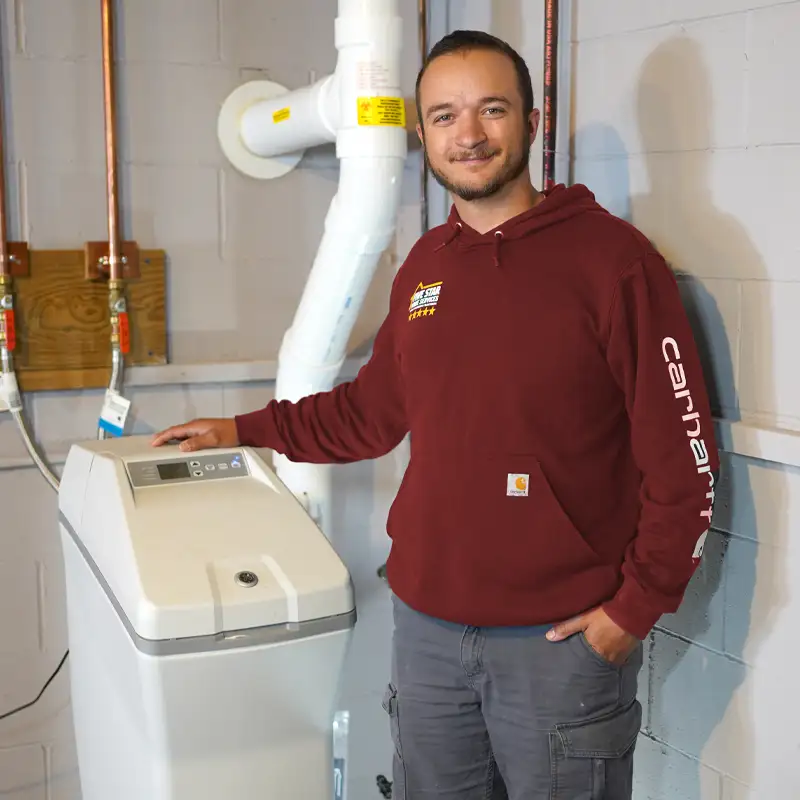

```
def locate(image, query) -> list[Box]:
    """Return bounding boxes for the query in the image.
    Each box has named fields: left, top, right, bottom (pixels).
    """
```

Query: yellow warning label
left=272, top=107, right=290, bottom=124
left=356, top=96, right=406, bottom=127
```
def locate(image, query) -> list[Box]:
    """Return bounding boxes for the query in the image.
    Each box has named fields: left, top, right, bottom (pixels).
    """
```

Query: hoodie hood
left=435, top=183, right=604, bottom=267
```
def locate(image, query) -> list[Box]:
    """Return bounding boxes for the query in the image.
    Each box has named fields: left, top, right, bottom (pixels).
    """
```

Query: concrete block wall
left=0, top=1, right=425, bottom=798
left=571, top=1, right=800, bottom=797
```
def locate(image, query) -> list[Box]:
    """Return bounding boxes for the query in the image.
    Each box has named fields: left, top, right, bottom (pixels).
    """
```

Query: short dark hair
left=415, top=30, right=535, bottom=129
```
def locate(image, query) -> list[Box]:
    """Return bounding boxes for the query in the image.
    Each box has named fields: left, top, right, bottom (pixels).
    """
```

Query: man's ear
left=416, top=122, right=424, bottom=146
left=528, top=108, right=541, bottom=145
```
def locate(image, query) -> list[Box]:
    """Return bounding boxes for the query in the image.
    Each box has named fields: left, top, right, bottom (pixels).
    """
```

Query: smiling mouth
left=453, top=153, right=496, bottom=165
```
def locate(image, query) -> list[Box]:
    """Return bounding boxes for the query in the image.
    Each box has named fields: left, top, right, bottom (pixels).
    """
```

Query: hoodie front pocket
left=404, top=452, right=614, bottom=596
left=476, top=455, right=609, bottom=589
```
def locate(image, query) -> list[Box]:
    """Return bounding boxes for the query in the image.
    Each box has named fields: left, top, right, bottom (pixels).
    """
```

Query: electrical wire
left=0, top=650, right=69, bottom=722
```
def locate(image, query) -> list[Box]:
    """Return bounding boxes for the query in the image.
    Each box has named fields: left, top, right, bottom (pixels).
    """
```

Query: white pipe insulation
left=217, top=0, right=407, bottom=536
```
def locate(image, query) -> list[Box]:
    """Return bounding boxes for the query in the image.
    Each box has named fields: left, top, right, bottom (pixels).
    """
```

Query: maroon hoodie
left=235, top=184, right=719, bottom=640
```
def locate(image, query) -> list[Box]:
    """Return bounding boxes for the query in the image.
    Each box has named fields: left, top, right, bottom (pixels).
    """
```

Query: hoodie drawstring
left=493, top=230, right=503, bottom=267
left=434, top=221, right=503, bottom=267
left=434, top=221, right=462, bottom=252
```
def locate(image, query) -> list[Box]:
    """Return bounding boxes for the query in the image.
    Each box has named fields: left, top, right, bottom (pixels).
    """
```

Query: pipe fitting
left=0, top=275, right=12, bottom=304
left=0, top=276, right=14, bottom=351
left=108, top=282, right=124, bottom=331
left=108, top=280, right=126, bottom=310
left=218, top=0, right=406, bottom=179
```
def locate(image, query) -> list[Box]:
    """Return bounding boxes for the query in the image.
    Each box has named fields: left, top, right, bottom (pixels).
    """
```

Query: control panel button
left=130, top=453, right=249, bottom=487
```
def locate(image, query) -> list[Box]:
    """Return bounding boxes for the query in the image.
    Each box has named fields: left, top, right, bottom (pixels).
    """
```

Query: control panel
left=126, top=451, right=250, bottom=488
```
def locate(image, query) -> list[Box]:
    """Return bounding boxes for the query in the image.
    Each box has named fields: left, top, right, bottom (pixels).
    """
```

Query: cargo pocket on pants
left=382, top=683, right=406, bottom=797
left=549, top=698, right=642, bottom=800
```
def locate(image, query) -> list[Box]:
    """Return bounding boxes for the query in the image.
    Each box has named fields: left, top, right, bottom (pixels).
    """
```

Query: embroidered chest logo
left=409, top=281, right=442, bottom=321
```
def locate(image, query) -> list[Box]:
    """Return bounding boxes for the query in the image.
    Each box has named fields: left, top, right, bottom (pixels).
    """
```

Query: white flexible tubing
left=0, top=363, right=59, bottom=491
left=97, top=346, right=123, bottom=440
left=12, top=408, right=59, bottom=491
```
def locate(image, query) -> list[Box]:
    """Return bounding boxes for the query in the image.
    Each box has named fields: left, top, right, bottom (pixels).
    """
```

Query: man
left=154, top=30, right=718, bottom=800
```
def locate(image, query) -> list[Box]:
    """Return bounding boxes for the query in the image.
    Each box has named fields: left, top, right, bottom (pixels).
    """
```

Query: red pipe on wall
left=542, top=0, right=559, bottom=191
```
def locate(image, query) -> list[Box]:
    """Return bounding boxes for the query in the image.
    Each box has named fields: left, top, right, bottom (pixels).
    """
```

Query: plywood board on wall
left=11, top=249, right=167, bottom=391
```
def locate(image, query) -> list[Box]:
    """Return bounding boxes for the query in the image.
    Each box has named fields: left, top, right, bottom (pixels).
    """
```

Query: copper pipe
left=542, top=0, right=559, bottom=191
left=98, top=0, right=126, bottom=438
left=101, top=0, right=122, bottom=282
left=0, top=77, right=8, bottom=278
left=0, top=15, right=13, bottom=350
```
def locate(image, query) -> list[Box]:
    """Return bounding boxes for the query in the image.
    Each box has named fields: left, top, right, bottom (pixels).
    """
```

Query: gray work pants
left=383, top=594, right=643, bottom=799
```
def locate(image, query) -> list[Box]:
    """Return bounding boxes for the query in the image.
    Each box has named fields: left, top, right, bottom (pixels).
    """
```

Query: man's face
left=416, top=49, right=539, bottom=202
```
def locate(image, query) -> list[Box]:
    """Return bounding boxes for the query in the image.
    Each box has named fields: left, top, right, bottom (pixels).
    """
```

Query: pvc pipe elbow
left=239, top=75, right=338, bottom=157
left=218, top=0, right=406, bottom=179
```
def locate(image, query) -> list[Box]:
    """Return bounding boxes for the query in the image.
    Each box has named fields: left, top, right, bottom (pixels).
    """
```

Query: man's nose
left=454, top=113, right=488, bottom=150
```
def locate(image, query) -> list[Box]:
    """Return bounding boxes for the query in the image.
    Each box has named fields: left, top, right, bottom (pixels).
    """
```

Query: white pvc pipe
left=218, top=0, right=407, bottom=536
left=240, top=76, right=338, bottom=157
left=276, top=1, right=406, bottom=534
left=273, top=153, right=404, bottom=531
left=276, top=159, right=403, bottom=388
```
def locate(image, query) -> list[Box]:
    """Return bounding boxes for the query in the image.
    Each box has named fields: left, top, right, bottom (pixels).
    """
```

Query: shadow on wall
left=573, top=35, right=784, bottom=797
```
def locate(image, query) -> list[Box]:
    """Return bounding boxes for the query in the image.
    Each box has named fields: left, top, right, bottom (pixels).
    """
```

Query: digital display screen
left=157, top=461, right=191, bottom=481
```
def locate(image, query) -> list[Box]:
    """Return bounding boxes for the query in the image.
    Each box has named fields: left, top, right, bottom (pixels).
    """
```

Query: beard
left=425, top=131, right=531, bottom=202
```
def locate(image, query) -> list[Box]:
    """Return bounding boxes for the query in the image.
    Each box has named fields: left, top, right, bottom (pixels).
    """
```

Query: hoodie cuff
left=602, top=580, right=663, bottom=641
left=234, top=405, right=278, bottom=448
